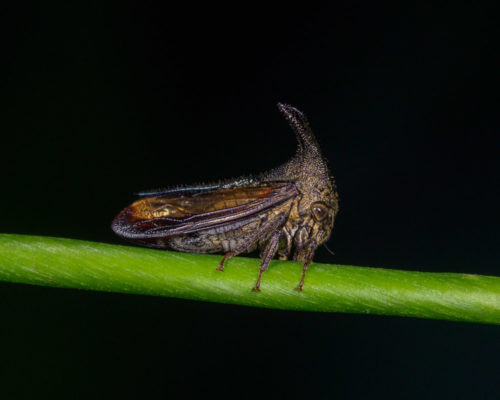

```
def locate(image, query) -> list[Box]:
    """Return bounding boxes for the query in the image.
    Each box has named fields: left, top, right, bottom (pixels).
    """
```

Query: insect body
left=112, top=103, right=339, bottom=291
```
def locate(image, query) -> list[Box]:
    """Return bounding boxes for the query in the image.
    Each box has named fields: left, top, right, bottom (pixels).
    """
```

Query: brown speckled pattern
left=112, top=103, right=339, bottom=290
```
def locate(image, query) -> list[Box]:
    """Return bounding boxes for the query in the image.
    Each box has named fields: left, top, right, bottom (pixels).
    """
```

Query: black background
left=2, top=3, right=499, bottom=399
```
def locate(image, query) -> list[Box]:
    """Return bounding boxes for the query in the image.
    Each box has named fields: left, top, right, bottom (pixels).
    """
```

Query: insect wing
left=112, top=183, right=298, bottom=240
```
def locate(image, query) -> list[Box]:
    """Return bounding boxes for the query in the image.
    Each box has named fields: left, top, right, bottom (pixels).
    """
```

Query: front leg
left=293, top=226, right=312, bottom=261
left=295, top=239, right=318, bottom=291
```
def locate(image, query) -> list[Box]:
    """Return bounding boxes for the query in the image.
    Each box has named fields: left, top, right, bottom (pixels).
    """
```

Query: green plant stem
left=0, top=234, right=498, bottom=324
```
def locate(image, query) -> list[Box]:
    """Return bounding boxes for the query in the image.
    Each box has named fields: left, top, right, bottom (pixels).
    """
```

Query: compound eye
left=311, top=202, right=329, bottom=222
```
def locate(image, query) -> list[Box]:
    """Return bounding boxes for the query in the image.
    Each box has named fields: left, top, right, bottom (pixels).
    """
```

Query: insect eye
left=311, top=202, right=329, bottom=221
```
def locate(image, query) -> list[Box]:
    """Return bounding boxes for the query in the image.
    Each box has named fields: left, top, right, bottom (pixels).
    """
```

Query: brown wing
left=112, top=183, right=298, bottom=239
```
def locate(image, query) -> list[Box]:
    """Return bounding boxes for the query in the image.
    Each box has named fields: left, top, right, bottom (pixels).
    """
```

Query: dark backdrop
left=2, top=3, right=498, bottom=399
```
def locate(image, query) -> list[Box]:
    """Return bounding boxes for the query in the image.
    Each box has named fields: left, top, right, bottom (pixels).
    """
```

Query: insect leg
left=253, top=230, right=282, bottom=292
left=215, top=230, right=266, bottom=271
left=293, top=225, right=313, bottom=261
left=216, top=213, right=288, bottom=272
left=293, top=242, right=306, bottom=261
left=295, top=239, right=318, bottom=291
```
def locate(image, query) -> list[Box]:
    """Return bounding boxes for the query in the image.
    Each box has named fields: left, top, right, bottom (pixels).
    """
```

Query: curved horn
left=277, top=103, right=321, bottom=157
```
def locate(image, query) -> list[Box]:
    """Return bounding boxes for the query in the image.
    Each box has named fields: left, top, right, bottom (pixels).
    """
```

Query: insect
left=112, top=103, right=339, bottom=291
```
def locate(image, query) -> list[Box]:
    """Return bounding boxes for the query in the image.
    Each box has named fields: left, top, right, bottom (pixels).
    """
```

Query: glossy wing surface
left=112, top=183, right=297, bottom=239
